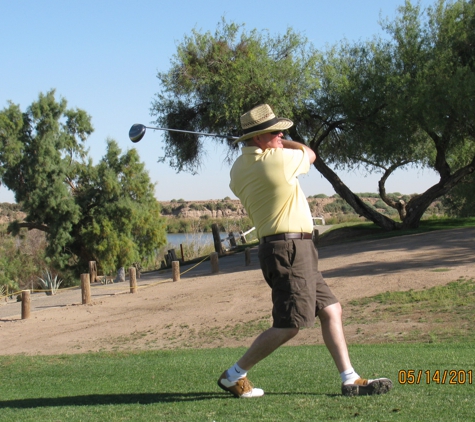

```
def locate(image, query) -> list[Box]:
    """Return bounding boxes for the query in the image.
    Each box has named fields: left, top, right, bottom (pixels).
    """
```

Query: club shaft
left=145, top=126, right=238, bottom=140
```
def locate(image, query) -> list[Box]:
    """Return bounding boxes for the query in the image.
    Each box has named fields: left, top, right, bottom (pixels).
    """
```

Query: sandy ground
left=0, top=227, right=474, bottom=355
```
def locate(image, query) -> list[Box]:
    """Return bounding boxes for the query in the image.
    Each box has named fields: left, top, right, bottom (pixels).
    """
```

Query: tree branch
left=12, top=222, right=49, bottom=233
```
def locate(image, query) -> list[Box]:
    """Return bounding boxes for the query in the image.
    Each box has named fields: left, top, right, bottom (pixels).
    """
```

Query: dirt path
left=1, top=227, right=473, bottom=355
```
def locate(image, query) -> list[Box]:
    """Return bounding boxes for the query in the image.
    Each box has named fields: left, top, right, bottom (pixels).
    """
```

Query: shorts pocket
left=259, top=241, right=306, bottom=292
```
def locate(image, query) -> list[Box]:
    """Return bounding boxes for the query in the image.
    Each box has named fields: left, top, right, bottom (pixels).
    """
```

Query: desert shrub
left=356, top=192, right=379, bottom=198
left=204, top=202, right=216, bottom=211
left=323, top=199, right=356, bottom=214
left=374, top=200, right=389, bottom=210
left=37, top=269, right=63, bottom=295
left=161, top=205, right=174, bottom=215
left=0, top=226, right=48, bottom=292
left=189, top=203, right=206, bottom=211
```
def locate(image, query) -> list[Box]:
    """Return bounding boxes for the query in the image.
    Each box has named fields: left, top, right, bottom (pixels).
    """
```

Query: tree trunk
left=402, top=167, right=474, bottom=229
left=312, top=149, right=475, bottom=231
left=312, top=156, right=400, bottom=231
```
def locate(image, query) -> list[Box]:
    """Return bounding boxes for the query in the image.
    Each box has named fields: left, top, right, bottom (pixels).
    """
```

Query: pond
left=166, top=232, right=228, bottom=248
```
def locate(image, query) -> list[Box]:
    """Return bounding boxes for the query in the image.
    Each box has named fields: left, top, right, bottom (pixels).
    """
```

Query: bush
left=356, top=192, right=380, bottom=198
left=374, top=200, right=389, bottom=210
left=161, top=205, right=174, bottom=215
left=189, top=203, right=206, bottom=211
left=323, top=199, right=357, bottom=215
left=37, top=269, right=63, bottom=295
left=204, top=202, right=216, bottom=211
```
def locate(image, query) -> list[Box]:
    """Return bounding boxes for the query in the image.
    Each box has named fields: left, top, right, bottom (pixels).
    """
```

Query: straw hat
left=235, top=104, right=293, bottom=143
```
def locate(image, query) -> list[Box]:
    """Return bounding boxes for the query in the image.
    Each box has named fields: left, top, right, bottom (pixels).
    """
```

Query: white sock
left=227, top=363, right=247, bottom=382
left=340, top=367, right=360, bottom=385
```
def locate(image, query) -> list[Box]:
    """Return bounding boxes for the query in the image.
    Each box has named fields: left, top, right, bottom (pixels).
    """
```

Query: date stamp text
left=398, top=369, right=472, bottom=385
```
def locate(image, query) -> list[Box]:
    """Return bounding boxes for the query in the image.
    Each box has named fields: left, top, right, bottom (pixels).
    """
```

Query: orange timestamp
left=398, top=369, right=473, bottom=385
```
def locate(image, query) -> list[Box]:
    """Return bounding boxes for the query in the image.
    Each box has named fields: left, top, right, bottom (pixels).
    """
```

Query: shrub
left=359, top=192, right=380, bottom=198
left=37, top=269, right=63, bottom=295
left=161, top=205, right=174, bottom=215
left=189, top=203, right=206, bottom=211
left=374, top=200, right=389, bottom=210
left=324, top=199, right=354, bottom=214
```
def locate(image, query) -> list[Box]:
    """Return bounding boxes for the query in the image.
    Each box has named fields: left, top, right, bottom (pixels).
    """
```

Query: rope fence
left=1, top=247, right=254, bottom=319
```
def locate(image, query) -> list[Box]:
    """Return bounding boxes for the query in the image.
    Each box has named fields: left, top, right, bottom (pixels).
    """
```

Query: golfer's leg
left=237, top=327, right=299, bottom=370
left=318, top=302, right=352, bottom=373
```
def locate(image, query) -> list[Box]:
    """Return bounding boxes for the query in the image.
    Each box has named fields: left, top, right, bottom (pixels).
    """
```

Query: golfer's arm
left=281, top=139, right=316, bottom=164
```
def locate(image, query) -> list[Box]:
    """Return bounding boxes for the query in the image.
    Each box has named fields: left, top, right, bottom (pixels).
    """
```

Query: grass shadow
left=0, top=392, right=227, bottom=408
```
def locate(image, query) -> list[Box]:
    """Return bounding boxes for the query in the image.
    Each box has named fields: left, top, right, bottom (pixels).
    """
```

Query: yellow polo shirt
left=229, top=146, right=313, bottom=239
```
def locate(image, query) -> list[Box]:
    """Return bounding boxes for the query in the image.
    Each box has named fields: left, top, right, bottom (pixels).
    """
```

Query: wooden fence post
left=210, top=252, right=219, bottom=274
left=89, top=261, right=97, bottom=283
left=229, top=231, right=237, bottom=248
left=313, top=229, right=319, bottom=246
left=211, top=223, right=224, bottom=255
left=172, top=261, right=180, bottom=282
left=245, top=248, right=251, bottom=266
left=81, top=273, right=91, bottom=304
left=129, top=267, right=137, bottom=293
left=21, top=290, right=30, bottom=319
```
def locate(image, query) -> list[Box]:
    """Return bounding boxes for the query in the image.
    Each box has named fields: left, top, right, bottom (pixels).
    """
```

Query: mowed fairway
left=0, top=343, right=473, bottom=421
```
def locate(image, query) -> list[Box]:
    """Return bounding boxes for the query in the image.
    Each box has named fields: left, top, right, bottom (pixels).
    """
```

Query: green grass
left=0, top=344, right=473, bottom=421
left=349, top=278, right=475, bottom=308
left=344, top=278, right=475, bottom=343
left=319, top=217, right=475, bottom=245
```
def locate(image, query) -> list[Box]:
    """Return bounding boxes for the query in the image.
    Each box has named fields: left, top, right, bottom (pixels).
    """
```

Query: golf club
left=129, top=123, right=239, bottom=143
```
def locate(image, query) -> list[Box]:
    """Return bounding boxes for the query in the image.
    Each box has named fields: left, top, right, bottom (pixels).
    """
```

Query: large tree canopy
left=0, top=90, right=167, bottom=274
left=152, top=19, right=319, bottom=172
left=152, top=0, right=475, bottom=230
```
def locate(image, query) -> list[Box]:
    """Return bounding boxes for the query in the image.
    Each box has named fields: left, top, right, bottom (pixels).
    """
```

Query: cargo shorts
left=258, top=238, right=338, bottom=328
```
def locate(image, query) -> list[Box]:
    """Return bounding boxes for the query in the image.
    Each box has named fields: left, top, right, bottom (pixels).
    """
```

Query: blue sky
left=1, top=0, right=440, bottom=203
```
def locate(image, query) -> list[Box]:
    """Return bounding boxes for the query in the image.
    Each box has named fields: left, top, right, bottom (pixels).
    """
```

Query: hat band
left=242, top=117, right=280, bottom=134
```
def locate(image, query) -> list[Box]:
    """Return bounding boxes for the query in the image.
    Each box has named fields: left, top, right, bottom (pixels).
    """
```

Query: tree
left=0, top=90, right=167, bottom=275
left=151, top=19, right=319, bottom=172
left=442, top=173, right=475, bottom=216
left=312, top=0, right=475, bottom=229
left=152, top=1, right=475, bottom=230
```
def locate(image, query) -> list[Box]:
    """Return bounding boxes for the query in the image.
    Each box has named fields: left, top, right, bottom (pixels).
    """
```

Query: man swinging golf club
left=218, top=104, right=393, bottom=398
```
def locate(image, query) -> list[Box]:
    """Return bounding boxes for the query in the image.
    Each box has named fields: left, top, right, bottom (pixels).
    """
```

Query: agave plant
left=37, top=269, right=63, bottom=296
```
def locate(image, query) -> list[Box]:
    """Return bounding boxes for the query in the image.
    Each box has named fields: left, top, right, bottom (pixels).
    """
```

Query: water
left=166, top=232, right=228, bottom=248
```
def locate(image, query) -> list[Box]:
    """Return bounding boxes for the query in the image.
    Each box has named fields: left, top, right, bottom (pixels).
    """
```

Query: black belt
left=260, top=232, right=313, bottom=244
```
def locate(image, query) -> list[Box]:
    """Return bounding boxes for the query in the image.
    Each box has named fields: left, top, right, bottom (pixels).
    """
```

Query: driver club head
left=129, top=124, right=146, bottom=143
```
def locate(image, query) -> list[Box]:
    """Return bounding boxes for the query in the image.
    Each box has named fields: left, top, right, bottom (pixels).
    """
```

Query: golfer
left=218, top=104, right=393, bottom=398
